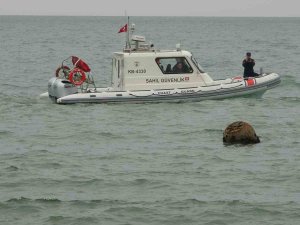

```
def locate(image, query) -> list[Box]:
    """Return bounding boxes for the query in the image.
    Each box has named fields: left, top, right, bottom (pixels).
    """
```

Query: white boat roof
left=113, top=50, right=193, bottom=58
left=114, top=23, right=193, bottom=59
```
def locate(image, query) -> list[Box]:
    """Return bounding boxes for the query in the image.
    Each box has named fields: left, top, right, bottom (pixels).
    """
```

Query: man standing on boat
left=242, top=52, right=256, bottom=78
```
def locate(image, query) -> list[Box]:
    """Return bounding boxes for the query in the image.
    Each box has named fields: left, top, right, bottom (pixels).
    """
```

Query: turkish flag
left=118, top=24, right=128, bottom=33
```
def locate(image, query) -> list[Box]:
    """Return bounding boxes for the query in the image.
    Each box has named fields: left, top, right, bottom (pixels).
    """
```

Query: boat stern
left=48, top=77, right=78, bottom=102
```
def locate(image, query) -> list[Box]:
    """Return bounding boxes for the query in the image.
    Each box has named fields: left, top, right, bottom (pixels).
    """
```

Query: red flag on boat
left=118, top=24, right=128, bottom=33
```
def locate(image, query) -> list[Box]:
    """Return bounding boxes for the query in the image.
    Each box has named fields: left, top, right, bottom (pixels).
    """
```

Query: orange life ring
left=69, top=68, right=86, bottom=86
left=55, top=66, right=70, bottom=78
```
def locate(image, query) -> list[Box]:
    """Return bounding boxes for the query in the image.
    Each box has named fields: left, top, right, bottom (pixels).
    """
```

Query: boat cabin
left=111, top=33, right=212, bottom=91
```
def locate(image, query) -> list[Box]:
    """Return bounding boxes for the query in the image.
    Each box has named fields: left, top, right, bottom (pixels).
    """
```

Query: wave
left=5, top=197, right=61, bottom=204
left=0, top=130, right=14, bottom=136
left=279, top=96, right=300, bottom=102
left=203, top=220, right=227, bottom=225
left=210, top=155, right=235, bottom=162
left=4, top=196, right=299, bottom=219
left=46, top=215, right=99, bottom=224
left=6, top=197, right=31, bottom=203
left=281, top=75, right=300, bottom=86
left=35, top=198, right=62, bottom=203
left=5, top=196, right=299, bottom=206
left=132, top=178, right=151, bottom=185
left=203, top=128, right=224, bottom=134
left=5, top=165, right=19, bottom=171
left=46, top=216, right=68, bottom=222
left=250, top=206, right=285, bottom=216
left=1, top=177, right=106, bottom=190
left=164, top=198, right=300, bottom=208
left=165, top=198, right=248, bottom=206
left=169, top=130, right=199, bottom=136
left=0, top=93, right=37, bottom=106
left=95, top=131, right=123, bottom=139
left=169, top=128, right=223, bottom=137
left=4, top=197, right=123, bottom=205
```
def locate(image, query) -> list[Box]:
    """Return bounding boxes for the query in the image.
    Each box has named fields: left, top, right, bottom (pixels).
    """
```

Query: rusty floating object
left=223, top=121, right=260, bottom=144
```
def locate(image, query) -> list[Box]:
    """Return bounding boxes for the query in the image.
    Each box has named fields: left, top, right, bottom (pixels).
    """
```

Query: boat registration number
left=128, top=69, right=147, bottom=74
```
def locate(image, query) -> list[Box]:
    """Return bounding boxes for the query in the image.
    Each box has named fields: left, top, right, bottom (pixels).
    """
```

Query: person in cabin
left=165, top=64, right=172, bottom=73
left=242, top=52, right=257, bottom=78
left=172, top=58, right=190, bottom=73
left=173, top=62, right=184, bottom=73
left=156, top=58, right=164, bottom=72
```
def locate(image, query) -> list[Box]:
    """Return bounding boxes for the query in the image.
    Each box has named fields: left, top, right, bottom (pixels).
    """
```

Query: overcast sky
left=0, top=0, right=299, bottom=16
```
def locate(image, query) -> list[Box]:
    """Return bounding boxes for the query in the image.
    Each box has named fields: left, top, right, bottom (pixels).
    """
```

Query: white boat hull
left=51, top=73, right=280, bottom=104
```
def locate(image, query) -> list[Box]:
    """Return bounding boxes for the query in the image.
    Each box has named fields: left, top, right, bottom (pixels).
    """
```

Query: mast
left=126, top=16, right=130, bottom=49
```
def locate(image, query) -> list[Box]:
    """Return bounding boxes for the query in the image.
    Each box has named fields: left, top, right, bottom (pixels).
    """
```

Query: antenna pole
left=127, top=16, right=130, bottom=49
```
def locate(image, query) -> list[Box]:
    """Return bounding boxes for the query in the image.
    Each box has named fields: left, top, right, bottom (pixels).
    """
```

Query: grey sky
left=0, top=0, right=299, bottom=16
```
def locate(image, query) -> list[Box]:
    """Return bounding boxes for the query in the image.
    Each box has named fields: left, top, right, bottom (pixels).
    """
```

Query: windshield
left=191, top=55, right=205, bottom=73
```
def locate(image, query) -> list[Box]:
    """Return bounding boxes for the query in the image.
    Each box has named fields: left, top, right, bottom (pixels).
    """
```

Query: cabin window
left=155, top=57, right=193, bottom=74
left=191, top=56, right=205, bottom=73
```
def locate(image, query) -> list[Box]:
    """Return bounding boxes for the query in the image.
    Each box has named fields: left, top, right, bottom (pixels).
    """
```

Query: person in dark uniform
left=242, top=52, right=256, bottom=78
left=172, top=58, right=190, bottom=73
left=173, top=62, right=184, bottom=73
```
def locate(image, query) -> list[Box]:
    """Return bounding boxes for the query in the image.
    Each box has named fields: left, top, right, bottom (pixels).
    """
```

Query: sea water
left=0, top=16, right=299, bottom=225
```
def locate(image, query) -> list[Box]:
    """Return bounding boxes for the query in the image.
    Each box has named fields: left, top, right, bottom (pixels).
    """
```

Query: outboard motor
left=48, top=77, right=78, bottom=102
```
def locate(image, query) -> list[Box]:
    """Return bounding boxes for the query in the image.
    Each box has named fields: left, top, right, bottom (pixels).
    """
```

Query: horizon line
left=0, top=14, right=299, bottom=18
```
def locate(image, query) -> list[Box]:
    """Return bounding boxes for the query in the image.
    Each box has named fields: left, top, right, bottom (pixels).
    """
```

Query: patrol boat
left=44, top=23, right=281, bottom=104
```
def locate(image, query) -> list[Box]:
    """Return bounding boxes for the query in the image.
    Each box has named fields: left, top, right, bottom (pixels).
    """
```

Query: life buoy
left=69, top=68, right=86, bottom=86
left=72, top=56, right=91, bottom=72
left=55, top=66, right=70, bottom=78
left=245, top=78, right=256, bottom=86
